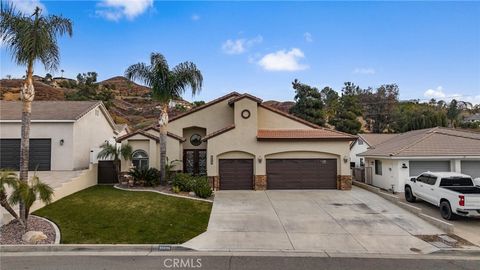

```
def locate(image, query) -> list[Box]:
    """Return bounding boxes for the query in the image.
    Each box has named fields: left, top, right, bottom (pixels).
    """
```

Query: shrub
left=172, top=173, right=196, bottom=192
left=192, top=176, right=212, bottom=199
left=172, top=186, right=181, bottom=194
left=128, top=168, right=160, bottom=186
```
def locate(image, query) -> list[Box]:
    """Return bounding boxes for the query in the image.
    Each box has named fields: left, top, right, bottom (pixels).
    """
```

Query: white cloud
left=221, top=35, right=263, bottom=55
left=423, top=86, right=480, bottom=104
left=8, top=0, right=46, bottom=14
left=353, top=68, right=376, bottom=75
left=424, top=86, right=446, bottom=98
left=258, top=48, right=309, bottom=72
left=96, top=0, right=153, bottom=21
left=191, top=14, right=200, bottom=21
left=304, top=32, right=313, bottom=42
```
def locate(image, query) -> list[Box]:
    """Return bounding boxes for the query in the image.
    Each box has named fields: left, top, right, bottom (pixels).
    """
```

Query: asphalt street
left=1, top=254, right=479, bottom=270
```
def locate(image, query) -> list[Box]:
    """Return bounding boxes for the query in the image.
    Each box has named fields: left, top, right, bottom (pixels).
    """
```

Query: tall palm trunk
left=19, top=59, right=35, bottom=224
left=158, top=103, right=168, bottom=184
left=0, top=191, right=20, bottom=221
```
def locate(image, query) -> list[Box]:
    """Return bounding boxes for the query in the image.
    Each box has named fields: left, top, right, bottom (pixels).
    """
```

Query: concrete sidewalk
left=183, top=187, right=443, bottom=254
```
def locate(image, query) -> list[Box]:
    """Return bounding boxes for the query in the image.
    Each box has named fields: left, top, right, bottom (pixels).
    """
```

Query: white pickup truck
left=404, top=172, right=480, bottom=220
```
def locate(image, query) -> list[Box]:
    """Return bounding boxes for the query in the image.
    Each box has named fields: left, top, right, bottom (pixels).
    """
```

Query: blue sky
left=1, top=0, right=479, bottom=104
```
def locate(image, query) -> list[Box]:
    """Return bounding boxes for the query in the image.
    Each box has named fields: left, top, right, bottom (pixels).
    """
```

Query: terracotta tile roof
left=358, top=127, right=480, bottom=157
left=228, top=93, right=263, bottom=105
left=116, top=129, right=185, bottom=143
left=358, top=133, right=399, bottom=147
left=257, top=129, right=356, bottom=140
left=202, top=125, right=236, bottom=141
left=169, top=92, right=240, bottom=122
left=0, top=101, right=101, bottom=121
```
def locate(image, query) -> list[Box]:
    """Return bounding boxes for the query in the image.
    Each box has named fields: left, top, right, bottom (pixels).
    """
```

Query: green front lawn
left=34, top=186, right=212, bottom=244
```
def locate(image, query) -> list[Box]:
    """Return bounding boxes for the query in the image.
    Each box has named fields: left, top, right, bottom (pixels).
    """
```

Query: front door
left=183, top=149, right=207, bottom=175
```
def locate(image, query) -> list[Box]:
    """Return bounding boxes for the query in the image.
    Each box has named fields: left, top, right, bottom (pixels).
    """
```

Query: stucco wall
left=0, top=122, right=75, bottom=170
left=257, top=106, right=313, bottom=129
left=73, top=107, right=116, bottom=170
left=350, top=140, right=368, bottom=167
left=168, top=99, right=234, bottom=136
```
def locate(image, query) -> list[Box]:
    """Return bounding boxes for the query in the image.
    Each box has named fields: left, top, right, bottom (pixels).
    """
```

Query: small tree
left=0, top=170, right=20, bottom=222
left=97, top=142, right=133, bottom=183
left=289, top=79, right=326, bottom=126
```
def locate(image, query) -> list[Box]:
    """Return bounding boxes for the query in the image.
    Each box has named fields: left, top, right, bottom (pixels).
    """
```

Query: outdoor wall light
left=343, top=156, right=348, bottom=163
left=402, top=163, right=408, bottom=169
left=258, top=155, right=263, bottom=163
left=210, top=155, right=213, bottom=165
left=59, top=139, right=64, bottom=146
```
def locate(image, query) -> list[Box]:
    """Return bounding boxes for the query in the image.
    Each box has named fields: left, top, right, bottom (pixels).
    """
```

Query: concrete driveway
left=184, top=187, right=443, bottom=254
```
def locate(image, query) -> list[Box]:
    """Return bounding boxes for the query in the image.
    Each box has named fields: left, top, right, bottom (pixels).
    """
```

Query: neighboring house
left=349, top=133, right=398, bottom=168
left=463, top=113, right=480, bottom=123
left=0, top=101, right=120, bottom=171
left=358, top=127, right=480, bottom=192
left=117, top=92, right=356, bottom=190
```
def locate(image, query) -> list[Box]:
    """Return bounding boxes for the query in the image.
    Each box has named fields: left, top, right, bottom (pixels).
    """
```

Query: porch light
left=402, top=163, right=408, bottom=169
left=258, top=155, right=263, bottom=163
left=59, top=139, right=64, bottom=146
left=343, top=156, right=348, bottom=163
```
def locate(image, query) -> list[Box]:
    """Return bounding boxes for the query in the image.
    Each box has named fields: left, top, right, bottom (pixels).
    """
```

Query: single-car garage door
left=267, top=159, right=337, bottom=189
left=409, top=161, right=450, bottom=176
left=0, top=139, right=51, bottom=171
left=461, top=161, right=480, bottom=179
left=219, top=159, right=253, bottom=190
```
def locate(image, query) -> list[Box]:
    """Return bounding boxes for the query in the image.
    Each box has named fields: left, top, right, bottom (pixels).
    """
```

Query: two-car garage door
left=0, top=139, right=51, bottom=171
left=267, top=159, right=337, bottom=189
left=218, top=158, right=337, bottom=190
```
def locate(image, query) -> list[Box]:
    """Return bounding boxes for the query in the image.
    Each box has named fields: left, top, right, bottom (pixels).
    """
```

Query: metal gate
left=98, top=161, right=117, bottom=184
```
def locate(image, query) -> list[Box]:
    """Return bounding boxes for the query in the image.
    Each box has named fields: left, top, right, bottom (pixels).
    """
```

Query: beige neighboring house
left=0, top=101, right=121, bottom=171
left=358, top=127, right=480, bottom=192
left=117, top=92, right=356, bottom=190
left=349, top=133, right=398, bottom=168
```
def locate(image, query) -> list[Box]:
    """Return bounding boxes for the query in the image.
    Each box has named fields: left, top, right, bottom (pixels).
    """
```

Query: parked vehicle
left=404, top=172, right=480, bottom=220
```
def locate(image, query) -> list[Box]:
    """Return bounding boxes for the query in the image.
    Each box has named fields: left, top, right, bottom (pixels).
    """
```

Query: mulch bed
left=0, top=216, right=56, bottom=245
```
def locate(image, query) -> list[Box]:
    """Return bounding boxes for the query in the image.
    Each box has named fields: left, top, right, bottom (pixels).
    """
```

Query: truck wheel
left=440, top=201, right=456, bottom=220
left=405, top=187, right=416, bottom=202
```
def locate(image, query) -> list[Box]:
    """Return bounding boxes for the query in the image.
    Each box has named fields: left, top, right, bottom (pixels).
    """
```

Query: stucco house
left=349, top=133, right=398, bottom=168
left=0, top=101, right=120, bottom=171
left=358, top=127, right=480, bottom=192
left=117, top=92, right=356, bottom=190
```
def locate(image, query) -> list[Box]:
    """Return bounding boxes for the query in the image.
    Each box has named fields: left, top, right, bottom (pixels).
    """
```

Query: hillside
left=0, top=76, right=192, bottom=130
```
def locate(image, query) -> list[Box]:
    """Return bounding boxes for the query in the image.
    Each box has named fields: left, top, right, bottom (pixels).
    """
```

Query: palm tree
left=97, top=142, right=133, bottom=183
left=9, top=173, right=54, bottom=228
left=1, top=4, right=72, bottom=223
left=125, top=53, right=203, bottom=183
left=0, top=170, right=20, bottom=222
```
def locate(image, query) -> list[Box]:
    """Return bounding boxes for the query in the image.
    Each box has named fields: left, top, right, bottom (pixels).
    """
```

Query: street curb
left=113, top=185, right=213, bottom=203
left=32, top=215, right=61, bottom=244
left=353, top=181, right=454, bottom=234
left=0, top=244, right=192, bottom=253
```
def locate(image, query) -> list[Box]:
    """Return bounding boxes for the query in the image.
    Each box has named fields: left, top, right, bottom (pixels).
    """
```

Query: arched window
left=132, top=150, right=149, bottom=170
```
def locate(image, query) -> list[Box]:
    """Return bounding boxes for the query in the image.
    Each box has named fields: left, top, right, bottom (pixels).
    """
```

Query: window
left=132, top=150, right=149, bottom=170
left=360, top=158, right=364, bottom=167
left=350, top=162, right=355, bottom=168
left=190, top=134, right=202, bottom=146
left=358, top=139, right=363, bottom=145
left=375, top=160, right=382, bottom=175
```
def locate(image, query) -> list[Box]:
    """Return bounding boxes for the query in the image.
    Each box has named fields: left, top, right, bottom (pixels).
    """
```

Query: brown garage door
left=267, top=159, right=337, bottom=189
left=219, top=159, right=253, bottom=190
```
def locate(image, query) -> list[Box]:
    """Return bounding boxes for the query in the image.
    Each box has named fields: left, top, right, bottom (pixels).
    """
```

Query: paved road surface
left=2, top=254, right=479, bottom=270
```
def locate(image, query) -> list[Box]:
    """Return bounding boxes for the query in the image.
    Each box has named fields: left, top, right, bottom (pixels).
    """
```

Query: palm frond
left=0, top=2, right=72, bottom=71
left=172, top=62, right=203, bottom=97
left=0, top=170, right=18, bottom=193
left=120, top=144, right=133, bottom=161
left=97, top=142, right=118, bottom=160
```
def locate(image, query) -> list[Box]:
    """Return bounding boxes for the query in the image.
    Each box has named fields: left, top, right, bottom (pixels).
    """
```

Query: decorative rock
left=22, top=231, right=47, bottom=244
left=189, top=191, right=196, bottom=196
